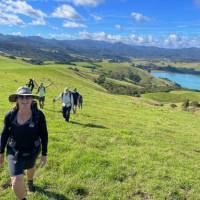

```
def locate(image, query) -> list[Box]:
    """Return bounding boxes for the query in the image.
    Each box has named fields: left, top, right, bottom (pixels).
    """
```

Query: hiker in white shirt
left=36, top=82, right=52, bottom=109
left=53, top=87, right=74, bottom=122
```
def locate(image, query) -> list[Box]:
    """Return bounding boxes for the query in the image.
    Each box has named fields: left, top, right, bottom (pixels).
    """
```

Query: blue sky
left=1, top=0, right=200, bottom=48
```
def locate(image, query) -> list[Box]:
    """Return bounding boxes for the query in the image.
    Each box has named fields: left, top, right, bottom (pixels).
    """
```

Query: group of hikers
left=26, top=78, right=83, bottom=121
left=0, top=78, right=83, bottom=200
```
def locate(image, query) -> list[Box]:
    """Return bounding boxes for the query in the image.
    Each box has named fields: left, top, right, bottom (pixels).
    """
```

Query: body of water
left=151, top=71, right=200, bottom=90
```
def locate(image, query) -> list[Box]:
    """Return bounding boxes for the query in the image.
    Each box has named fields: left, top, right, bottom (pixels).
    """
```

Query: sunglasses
left=17, top=95, right=32, bottom=99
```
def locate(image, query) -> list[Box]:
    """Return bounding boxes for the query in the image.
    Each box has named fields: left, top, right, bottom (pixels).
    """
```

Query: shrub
left=190, top=101, right=200, bottom=107
left=170, top=104, right=177, bottom=108
left=96, top=74, right=106, bottom=84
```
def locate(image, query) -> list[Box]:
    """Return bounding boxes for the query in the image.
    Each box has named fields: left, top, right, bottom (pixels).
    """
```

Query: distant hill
left=1, top=34, right=200, bottom=62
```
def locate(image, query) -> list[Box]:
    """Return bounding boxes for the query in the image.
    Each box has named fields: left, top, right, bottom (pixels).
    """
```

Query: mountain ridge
left=0, top=33, right=200, bottom=62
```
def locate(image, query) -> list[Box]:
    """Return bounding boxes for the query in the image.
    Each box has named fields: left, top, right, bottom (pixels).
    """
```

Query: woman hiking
left=0, top=86, right=48, bottom=200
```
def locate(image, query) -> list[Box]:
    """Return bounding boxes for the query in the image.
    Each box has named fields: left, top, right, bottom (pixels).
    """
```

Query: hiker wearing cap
left=72, top=88, right=80, bottom=114
left=0, top=86, right=48, bottom=200
left=36, top=82, right=52, bottom=109
left=53, top=87, right=74, bottom=122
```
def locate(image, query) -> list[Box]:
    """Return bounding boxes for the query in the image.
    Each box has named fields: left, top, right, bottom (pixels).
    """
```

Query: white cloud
left=47, top=31, right=200, bottom=48
left=49, top=33, right=77, bottom=40
left=70, top=0, right=104, bottom=6
left=128, top=34, right=155, bottom=45
left=52, top=4, right=80, bottom=19
left=78, top=31, right=158, bottom=46
left=0, top=0, right=47, bottom=26
left=131, top=12, right=150, bottom=22
left=30, top=18, right=46, bottom=25
left=79, top=31, right=122, bottom=42
left=63, top=21, right=87, bottom=28
left=91, top=14, right=102, bottom=21
left=12, top=32, right=22, bottom=36
left=115, top=24, right=123, bottom=31
left=79, top=31, right=92, bottom=39
left=164, top=33, right=183, bottom=48
left=0, top=13, right=24, bottom=25
left=0, top=0, right=46, bottom=18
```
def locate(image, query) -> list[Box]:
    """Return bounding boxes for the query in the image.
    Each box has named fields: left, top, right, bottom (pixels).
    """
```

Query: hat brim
left=9, top=94, right=39, bottom=102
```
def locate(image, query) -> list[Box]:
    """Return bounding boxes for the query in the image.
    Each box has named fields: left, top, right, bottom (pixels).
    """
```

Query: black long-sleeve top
left=0, top=109, right=48, bottom=156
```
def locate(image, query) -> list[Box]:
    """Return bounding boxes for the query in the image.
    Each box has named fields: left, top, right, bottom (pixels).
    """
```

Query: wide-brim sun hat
left=9, top=86, right=39, bottom=102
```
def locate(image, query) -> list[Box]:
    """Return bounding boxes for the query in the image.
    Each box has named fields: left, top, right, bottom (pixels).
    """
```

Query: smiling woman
left=0, top=86, right=48, bottom=200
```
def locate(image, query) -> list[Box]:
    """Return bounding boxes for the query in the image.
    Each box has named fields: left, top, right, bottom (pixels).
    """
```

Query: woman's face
left=17, top=95, right=33, bottom=110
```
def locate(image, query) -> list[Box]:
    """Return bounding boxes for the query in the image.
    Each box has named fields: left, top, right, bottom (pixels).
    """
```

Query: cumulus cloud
left=131, top=12, right=150, bottom=22
left=0, top=13, right=24, bottom=25
left=79, top=31, right=124, bottom=42
left=52, top=4, right=80, bottom=19
left=63, top=21, right=87, bottom=28
left=0, top=0, right=47, bottom=26
left=47, top=31, right=200, bottom=48
left=0, top=0, right=46, bottom=18
left=69, top=0, right=104, bottom=6
left=77, top=31, right=160, bottom=47
left=51, top=0, right=104, bottom=6
left=164, top=33, right=185, bottom=48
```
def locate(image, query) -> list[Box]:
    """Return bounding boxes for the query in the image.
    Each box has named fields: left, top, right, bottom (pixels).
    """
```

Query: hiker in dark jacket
left=78, top=95, right=83, bottom=109
left=72, top=88, right=80, bottom=113
left=0, top=86, right=48, bottom=200
left=26, top=79, right=35, bottom=91
left=53, top=87, right=74, bottom=122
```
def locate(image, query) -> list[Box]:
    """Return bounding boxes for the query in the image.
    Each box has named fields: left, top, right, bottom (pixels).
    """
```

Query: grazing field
left=142, top=90, right=200, bottom=103
left=132, top=59, right=200, bottom=71
left=1, top=57, right=200, bottom=199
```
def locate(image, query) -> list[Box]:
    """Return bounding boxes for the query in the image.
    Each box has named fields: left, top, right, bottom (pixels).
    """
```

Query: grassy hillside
left=142, top=91, right=200, bottom=103
left=73, top=61, right=179, bottom=95
left=1, top=57, right=200, bottom=199
left=132, top=59, right=200, bottom=71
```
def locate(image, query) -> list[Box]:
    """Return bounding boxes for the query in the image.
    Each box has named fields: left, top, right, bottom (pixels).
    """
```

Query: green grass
left=73, top=61, right=176, bottom=92
left=142, top=90, right=200, bottom=103
left=132, top=59, right=200, bottom=71
left=1, top=57, right=200, bottom=199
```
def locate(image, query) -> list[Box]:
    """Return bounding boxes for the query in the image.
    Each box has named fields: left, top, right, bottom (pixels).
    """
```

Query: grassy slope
left=0, top=57, right=200, bottom=199
left=142, top=91, right=200, bottom=103
left=74, top=61, right=174, bottom=89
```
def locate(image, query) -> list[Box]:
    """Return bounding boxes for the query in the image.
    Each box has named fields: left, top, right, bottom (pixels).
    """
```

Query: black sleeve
left=0, top=112, right=11, bottom=154
left=38, top=111, right=48, bottom=156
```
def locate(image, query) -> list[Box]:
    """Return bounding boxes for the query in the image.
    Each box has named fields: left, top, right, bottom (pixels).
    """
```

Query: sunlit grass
left=0, top=57, right=200, bottom=199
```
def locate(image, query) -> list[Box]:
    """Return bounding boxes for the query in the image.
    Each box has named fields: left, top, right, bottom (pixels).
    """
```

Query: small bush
left=170, top=104, right=177, bottom=108
left=190, top=101, right=200, bottom=107
left=96, top=74, right=106, bottom=84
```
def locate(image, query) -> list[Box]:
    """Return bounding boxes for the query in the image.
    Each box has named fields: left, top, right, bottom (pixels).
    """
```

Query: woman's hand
left=0, top=153, right=4, bottom=166
left=40, top=156, right=47, bottom=168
